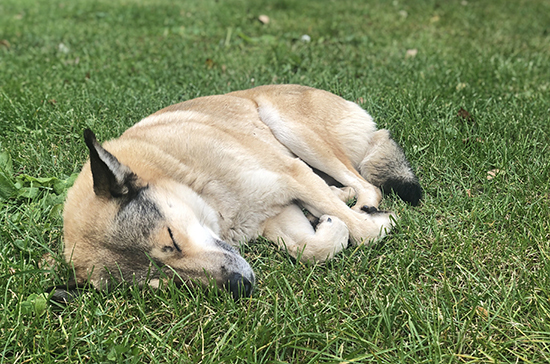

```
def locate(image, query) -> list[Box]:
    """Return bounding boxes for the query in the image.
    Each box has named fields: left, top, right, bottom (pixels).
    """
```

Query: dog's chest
left=200, top=168, right=291, bottom=244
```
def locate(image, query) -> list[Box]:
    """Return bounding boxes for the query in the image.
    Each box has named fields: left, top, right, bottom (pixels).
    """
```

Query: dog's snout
left=226, top=272, right=253, bottom=300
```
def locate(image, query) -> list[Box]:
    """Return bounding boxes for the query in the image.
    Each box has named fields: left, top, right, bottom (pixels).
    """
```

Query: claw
left=360, top=205, right=390, bottom=214
left=361, top=205, right=379, bottom=214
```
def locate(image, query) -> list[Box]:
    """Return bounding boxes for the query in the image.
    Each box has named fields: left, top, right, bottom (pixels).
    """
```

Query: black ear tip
left=83, top=129, right=100, bottom=152
left=83, top=129, right=96, bottom=143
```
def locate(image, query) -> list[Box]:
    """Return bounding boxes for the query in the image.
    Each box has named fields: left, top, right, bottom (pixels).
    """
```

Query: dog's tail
left=358, top=129, right=422, bottom=206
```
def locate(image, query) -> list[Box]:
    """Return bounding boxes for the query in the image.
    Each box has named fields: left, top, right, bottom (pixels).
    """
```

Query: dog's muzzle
left=215, top=239, right=255, bottom=299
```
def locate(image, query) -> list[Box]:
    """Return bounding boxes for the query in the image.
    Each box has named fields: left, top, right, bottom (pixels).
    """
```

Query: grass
left=1, top=0, right=549, bottom=362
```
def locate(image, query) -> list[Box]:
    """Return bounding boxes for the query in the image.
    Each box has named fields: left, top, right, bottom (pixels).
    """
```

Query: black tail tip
left=381, top=177, right=423, bottom=206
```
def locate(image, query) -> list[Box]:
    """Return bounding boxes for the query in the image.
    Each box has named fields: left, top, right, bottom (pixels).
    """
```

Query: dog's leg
left=263, top=204, right=349, bottom=262
left=258, top=103, right=382, bottom=209
left=303, top=186, right=356, bottom=226
left=283, top=159, right=395, bottom=245
left=330, top=186, right=356, bottom=204
left=306, top=186, right=356, bottom=219
left=299, top=196, right=395, bottom=246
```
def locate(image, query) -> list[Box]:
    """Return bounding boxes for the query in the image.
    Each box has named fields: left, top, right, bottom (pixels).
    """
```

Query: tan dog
left=62, top=85, right=421, bottom=299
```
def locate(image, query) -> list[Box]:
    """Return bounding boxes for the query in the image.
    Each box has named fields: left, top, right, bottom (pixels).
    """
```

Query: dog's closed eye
left=162, top=227, right=182, bottom=253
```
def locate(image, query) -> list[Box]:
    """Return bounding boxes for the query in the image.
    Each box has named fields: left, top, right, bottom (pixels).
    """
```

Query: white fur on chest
left=202, top=168, right=291, bottom=245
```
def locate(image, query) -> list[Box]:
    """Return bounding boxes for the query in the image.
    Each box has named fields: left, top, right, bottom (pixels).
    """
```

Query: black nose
left=226, top=273, right=253, bottom=300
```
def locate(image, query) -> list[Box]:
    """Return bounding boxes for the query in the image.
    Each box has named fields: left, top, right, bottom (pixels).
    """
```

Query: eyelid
left=167, top=227, right=182, bottom=253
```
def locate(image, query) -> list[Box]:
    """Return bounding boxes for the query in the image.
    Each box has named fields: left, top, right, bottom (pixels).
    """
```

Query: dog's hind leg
left=262, top=204, right=349, bottom=262
left=257, top=103, right=383, bottom=209
left=257, top=101, right=421, bottom=208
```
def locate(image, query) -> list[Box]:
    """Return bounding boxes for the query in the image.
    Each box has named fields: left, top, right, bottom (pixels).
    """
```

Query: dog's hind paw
left=330, top=186, right=356, bottom=203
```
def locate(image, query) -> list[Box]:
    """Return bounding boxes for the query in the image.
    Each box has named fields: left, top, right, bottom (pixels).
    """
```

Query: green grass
left=1, top=0, right=549, bottom=362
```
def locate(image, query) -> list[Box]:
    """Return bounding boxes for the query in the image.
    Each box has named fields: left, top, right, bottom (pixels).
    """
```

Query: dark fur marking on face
left=115, top=187, right=163, bottom=241
left=101, top=186, right=165, bottom=283
left=215, top=239, right=239, bottom=254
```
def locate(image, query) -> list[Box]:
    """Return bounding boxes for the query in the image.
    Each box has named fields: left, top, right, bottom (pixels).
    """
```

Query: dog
left=61, top=85, right=421, bottom=299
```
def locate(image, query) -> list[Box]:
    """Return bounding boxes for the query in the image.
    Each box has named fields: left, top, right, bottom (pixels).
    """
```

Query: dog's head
left=62, top=129, right=254, bottom=299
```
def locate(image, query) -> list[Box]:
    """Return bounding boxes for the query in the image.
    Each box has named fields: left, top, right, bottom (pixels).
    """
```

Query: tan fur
left=63, top=85, right=421, bottom=294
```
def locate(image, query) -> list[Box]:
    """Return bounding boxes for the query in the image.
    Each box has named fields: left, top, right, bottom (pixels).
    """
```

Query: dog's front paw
left=310, top=215, right=349, bottom=260
left=348, top=210, right=397, bottom=246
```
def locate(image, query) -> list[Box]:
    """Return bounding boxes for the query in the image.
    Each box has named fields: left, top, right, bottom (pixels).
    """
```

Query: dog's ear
left=83, top=129, right=140, bottom=199
left=47, top=278, right=92, bottom=304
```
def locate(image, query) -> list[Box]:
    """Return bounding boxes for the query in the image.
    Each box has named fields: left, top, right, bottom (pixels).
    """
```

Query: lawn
left=1, top=0, right=549, bottom=362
